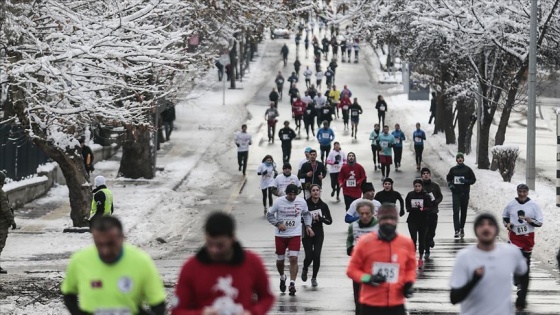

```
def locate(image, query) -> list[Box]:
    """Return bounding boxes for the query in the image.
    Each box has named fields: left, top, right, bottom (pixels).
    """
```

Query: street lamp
left=526, top=0, right=538, bottom=189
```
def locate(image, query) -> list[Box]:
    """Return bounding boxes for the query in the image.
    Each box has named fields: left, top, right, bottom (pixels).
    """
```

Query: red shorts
left=509, top=231, right=535, bottom=252
left=275, top=236, right=301, bottom=255
left=379, top=155, right=392, bottom=165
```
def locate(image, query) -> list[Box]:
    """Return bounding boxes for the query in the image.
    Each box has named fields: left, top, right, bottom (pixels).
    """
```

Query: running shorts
left=380, top=155, right=393, bottom=165
left=509, top=231, right=535, bottom=253
left=275, top=236, right=301, bottom=255
left=351, top=117, right=359, bottom=124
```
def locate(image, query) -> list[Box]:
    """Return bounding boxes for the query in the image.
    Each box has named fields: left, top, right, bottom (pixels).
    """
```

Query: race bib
left=515, top=224, right=529, bottom=235
left=278, top=79, right=284, bottom=84
left=351, top=111, right=358, bottom=116
left=282, top=134, right=290, bottom=140
left=346, top=179, right=356, bottom=187
left=380, top=141, right=388, bottom=148
left=395, top=138, right=401, bottom=144
left=94, top=309, right=131, bottom=315
left=411, top=199, right=424, bottom=210
left=372, top=262, right=399, bottom=284
left=331, top=164, right=341, bottom=171
left=343, top=105, right=349, bottom=110
left=306, top=110, right=312, bottom=114
left=310, top=209, right=323, bottom=222
left=414, top=137, right=422, bottom=143
left=283, top=220, right=297, bottom=229
left=454, top=176, right=465, bottom=184
left=323, top=108, right=330, bottom=114
left=380, top=106, right=386, bottom=111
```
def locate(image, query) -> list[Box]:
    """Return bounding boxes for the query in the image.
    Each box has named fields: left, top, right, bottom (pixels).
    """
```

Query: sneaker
left=264, top=207, right=267, bottom=215
left=311, top=278, right=318, bottom=287
left=374, top=165, right=378, bottom=171
left=378, top=164, right=382, bottom=169
left=280, top=275, right=287, bottom=293
left=301, top=267, right=308, bottom=282
left=238, top=165, right=242, bottom=171
left=425, top=249, right=430, bottom=259
left=416, top=164, right=420, bottom=170
left=351, top=131, right=354, bottom=137
left=336, top=196, right=340, bottom=201
left=460, top=229, right=465, bottom=238
left=0, top=267, right=6, bottom=274
left=331, top=190, right=335, bottom=197
left=515, top=297, right=526, bottom=311
left=418, top=259, right=424, bottom=269
left=454, top=230, right=460, bottom=238
left=288, top=283, right=297, bottom=296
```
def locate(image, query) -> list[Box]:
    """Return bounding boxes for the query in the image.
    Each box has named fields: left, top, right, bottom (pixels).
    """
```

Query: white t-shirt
left=234, top=132, right=252, bottom=152
left=301, top=95, right=313, bottom=105
left=346, top=198, right=382, bottom=219
left=316, top=71, right=324, bottom=80
left=315, top=96, right=327, bottom=107
left=257, top=163, right=276, bottom=190
left=297, top=158, right=308, bottom=172
left=267, top=196, right=311, bottom=237
left=502, top=198, right=543, bottom=236
left=303, top=69, right=313, bottom=79
left=270, top=174, right=301, bottom=196
left=449, top=243, right=527, bottom=315
left=326, top=150, right=346, bottom=173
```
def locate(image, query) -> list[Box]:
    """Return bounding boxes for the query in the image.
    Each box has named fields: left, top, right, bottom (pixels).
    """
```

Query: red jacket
left=172, top=243, right=274, bottom=315
left=338, top=163, right=367, bottom=199
left=292, top=100, right=306, bottom=116
left=346, top=233, right=416, bottom=307
left=339, top=97, right=352, bottom=110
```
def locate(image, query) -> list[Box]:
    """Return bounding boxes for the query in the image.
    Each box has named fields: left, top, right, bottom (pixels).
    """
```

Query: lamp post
left=526, top=0, right=538, bottom=189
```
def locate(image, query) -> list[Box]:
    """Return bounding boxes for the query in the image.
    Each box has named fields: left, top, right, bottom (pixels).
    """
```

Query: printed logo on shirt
left=91, top=280, right=103, bottom=288
left=118, top=276, right=133, bottom=293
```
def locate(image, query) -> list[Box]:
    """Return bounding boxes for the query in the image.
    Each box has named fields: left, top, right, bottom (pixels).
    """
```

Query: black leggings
left=320, top=145, right=331, bottom=163
left=342, top=110, right=349, bottom=125
left=371, top=145, right=379, bottom=165
left=393, top=147, right=403, bottom=166
left=304, top=119, right=315, bottom=137
left=330, top=172, right=340, bottom=197
left=414, top=146, right=424, bottom=165
left=261, top=187, right=273, bottom=208
left=295, top=117, right=302, bottom=132
left=408, top=218, right=428, bottom=258
left=302, top=233, right=324, bottom=279
left=352, top=281, right=362, bottom=315
left=378, top=112, right=385, bottom=127
left=361, top=304, right=406, bottom=315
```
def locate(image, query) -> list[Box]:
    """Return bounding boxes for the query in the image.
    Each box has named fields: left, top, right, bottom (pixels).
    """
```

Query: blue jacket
left=391, top=130, right=406, bottom=148
left=317, top=128, right=335, bottom=146
left=412, top=129, right=426, bottom=146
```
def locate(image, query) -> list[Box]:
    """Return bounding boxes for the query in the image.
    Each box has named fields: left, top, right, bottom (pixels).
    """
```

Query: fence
left=0, top=124, right=48, bottom=180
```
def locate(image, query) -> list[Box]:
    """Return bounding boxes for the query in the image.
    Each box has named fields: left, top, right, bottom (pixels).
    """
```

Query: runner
left=269, top=87, right=279, bottom=108
left=89, top=175, right=114, bottom=224
left=326, top=142, right=346, bottom=201
left=349, top=98, right=363, bottom=140
left=267, top=184, right=314, bottom=296
left=0, top=171, right=15, bottom=274
left=420, top=168, right=443, bottom=259
left=325, top=67, right=334, bottom=89
left=369, top=124, right=381, bottom=171
left=302, top=184, right=333, bottom=287
left=345, top=182, right=382, bottom=223
left=294, top=58, right=301, bottom=76
left=450, top=213, right=527, bottom=315
left=234, top=124, right=252, bottom=176
left=275, top=71, right=285, bottom=101
left=391, top=124, right=406, bottom=171
left=375, top=95, right=388, bottom=127
left=316, top=69, right=324, bottom=89
left=316, top=121, right=335, bottom=163
left=278, top=121, right=297, bottom=163
left=303, top=101, right=316, bottom=140
left=405, top=179, right=433, bottom=269
left=281, top=44, right=289, bottom=66
left=339, top=93, right=352, bottom=130
left=374, top=178, right=405, bottom=217
left=171, top=212, right=274, bottom=315
left=257, top=155, right=278, bottom=214
left=502, top=184, right=543, bottom=310
left=447, top=152, right=476, bottom=238
left=61, top=216, right=166, bottom=315
left=297, top=147, right=312, bottom=173
left=264, top=102, right=279, bottom=143
left=346, top=200, right=379, bottom=315
left=329, top=85, right=341, bottom=118
left=412, top=123, right=426, bottom=170
left=291, top=97, right=305, bottom=135
left=288, top=84, right=299, bottom=105
left=346, top=204, right=417, bottom=315
left=352, top=39, right=360, bottom=63
left=339, top=152, right=367, bottom=211
left=298, top=150, right=327, bottom=196
left=271, top=163, right=302, bottom=197
left=314, top=90, right=328, bottom=125
left=377, top=125, right=396, bottom=181
left=303, top=66, right=313, bottom=88
left=287, top=72, right=298, bottom=86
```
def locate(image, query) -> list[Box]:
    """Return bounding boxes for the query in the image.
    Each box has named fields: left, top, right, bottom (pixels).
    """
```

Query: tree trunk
left=434, top=88, right=445, bottom=134
left=229, top=40, right=237, bottom=89
left=457, top=97, right=475, bottom=153
left=495, top=105, right=513, bottom=146
left=118, top=124, right=155, bottom=179
left=443, top=96, right=456, bottom=144
left=495, top=66, right=527, bottom=146
left=33, top=140, right=91, bottom=227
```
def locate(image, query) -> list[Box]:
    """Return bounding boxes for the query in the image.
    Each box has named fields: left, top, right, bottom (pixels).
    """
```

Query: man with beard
left=339, top=152, right=367, bottom=210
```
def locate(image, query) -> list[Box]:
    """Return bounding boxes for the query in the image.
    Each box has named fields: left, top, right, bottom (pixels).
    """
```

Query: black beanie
left=473, top=213, right=499, bottom=235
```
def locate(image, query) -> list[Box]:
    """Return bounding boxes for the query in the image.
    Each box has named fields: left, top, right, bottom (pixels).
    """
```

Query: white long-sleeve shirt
left=346, top=198, right=382, bottom=219
left=316, top=71, right=324, bottom=80
left=269, top=174, right=301, bottom=196
left=234, top=132, right=252, bottom=152
left=502, top=198, right=543, bottom=236
left=257, top=162, right=277, bottom=190
left=303, top=69, right=313, bottom=80
left=267, top=196, right=311, bottom=237
left=326, top=150, right=346, bottom=174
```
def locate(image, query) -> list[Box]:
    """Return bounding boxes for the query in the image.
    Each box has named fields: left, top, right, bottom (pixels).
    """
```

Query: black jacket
left=161, top=106, right=176, bottom=122
left=405, top=191, right=432, bottom=223
left=430, top=98, right=437, bottom=112
left=269, top=91, right=279, bottom=102
left=446, top=164, right=476, bottom=194
left=281, top=45, right=289, bottom=56
left=294, top=60, right=301, bottom=71
left=278, top=127, right=296, bottom=144
left=304, top=198, right=333, bottom=237
left=375, top=100, right=387, bottom=113
left=298, top=161, right=327, bottom=188
left=289, top=87, right=299, bottom=100
left=374, top=190, right=404, bottom=214
left=421, top=180, right=443, bottom=213
left=304, top=104, right=316, bottom=121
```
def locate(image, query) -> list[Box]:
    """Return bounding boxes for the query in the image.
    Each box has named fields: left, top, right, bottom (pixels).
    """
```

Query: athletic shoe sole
left=289, top=285, right=296, bottom=296
left=280, top=279, right=286, bottom=293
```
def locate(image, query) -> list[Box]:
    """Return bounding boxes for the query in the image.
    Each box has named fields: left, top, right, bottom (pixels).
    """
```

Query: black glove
left=11, top=222, right=16, bottom=230
left=403, top=282, right=414, bottom=298
left=367, top=274, right=387, bottom=286
left=236, top=143, right=240, bottom=147
left=346, top=246, right=353, bottom=256
left=262, top=170, right=268, bottom=175
left=399, top=209, right=405, bottom=217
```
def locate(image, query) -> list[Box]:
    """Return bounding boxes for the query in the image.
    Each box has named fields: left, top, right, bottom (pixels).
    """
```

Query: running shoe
left=311, top=278, right=318, bottom=287
left=425, top=249, right=430, bottom=259
left=280, top=275, right=287, bottom=293
left=460, top=229, right=465, bottom=238
left=289, top=283, right=297, bottom=296
left=301, top=267, right=308, bottom=282
left=0, top=267, right=7, bottom=274
left=331, top=190, right=335, bottom=197
left=454, top=230, right=460, bottom=238
left=418, top=259, right=424, bottom=269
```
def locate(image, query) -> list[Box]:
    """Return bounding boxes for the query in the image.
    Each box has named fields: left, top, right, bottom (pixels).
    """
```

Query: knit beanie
left=94, top=175, right=106, bottom=188
left=456, top=152, right=465, bottom=160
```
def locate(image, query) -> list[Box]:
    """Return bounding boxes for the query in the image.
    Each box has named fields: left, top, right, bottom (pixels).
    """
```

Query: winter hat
left=285, top=184, right=299, bottom=195
left=377, top=205, right=399, bottom=221
left=361, top=182, right=375, bottom=193
left=383, top=177, right=393, bottom=185
left=456, top=152, right=465, bottom=160
left=517, top=183, right=529, bottom=191
left=473, top=212, right=499, bottom=235
left=94, top=175, right=106, bottom=188
left=282, top=163, right=292, bottom=170
left=0, top=171, right=6, bottom=185
left=304, top=147, right=312, bottom=153
left=420, top=167, right=431, bottom=174
left=413, top=179, right=423, bottom=186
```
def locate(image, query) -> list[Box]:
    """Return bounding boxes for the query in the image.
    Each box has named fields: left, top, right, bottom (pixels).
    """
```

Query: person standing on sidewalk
left=346, top=204, right=417, bottom=315
left=257, top=155, right=277, bottom=214
left=172, top=212, right=274, bottom=315
left=349, top=98, right=363, bottom=140
left=79, top=137, right=95, bottom=178
left=345, top=183, right=381, bottom=223
left=412, top=123, right=426, bottom=170
left=369, top=124, right=381, bottom=171
left=298, top=149, right=327, bottom=195
left=375, top=95, right=388, bottom=127
left=302, top=184, right=333, bottom=287
left=265, top=102, right=279, bottom=143
left=429, top=92, right=437, bottom=125
left=326, top=142, right=346, bottom=201
left=405, top=179, right=432, bottom=269
left=502, top=184, right=543, bottom=311
left=374, top=178, right=405, bottom=217
left=346, top=200, right=379, bottom=315
left=339, top=152, right=367, bottom=211
left=391, top=124, right=406, bottom=171
left=270, top=163, right=301, bottom=197
left=0, top=171, right=16, bottom=274
left=267, top=184, right=314, bottom=296
left=89, top=175, right=114, bottom=225
left=447, top=152, right=476, bottom=239
left=161, top=105, right=176, bottom=141
left=278, top=121, right=297, bottom=163
left=420, top=168, right=443, bottom=259
left=235, top=124, right=252, bottom=176
left=450, top=213, right=527, bottom=315
left=377, top=125, right=395, bottom=181
left=316, top=121, right=335, bottom=163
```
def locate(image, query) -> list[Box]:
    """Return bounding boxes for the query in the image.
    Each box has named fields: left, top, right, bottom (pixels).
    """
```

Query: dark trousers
left=163, top=121, right=174, bottom=141
left=371, top=145, right=379, bottom=165
left=302, top=233, right=325, bottom=279
left=267, top=122, right=276, bottom=141
left=452, top=192, right=469, bottom=231
left=414, top=145, right=424, bottom=165
left=515, top=250, right=531, bottom=305
left=304, top=119, right=315, bottom=137
left=261, top=188, right=273, bottom=208
left=393, top=147, right=403, bottom=166
left=378, top=112, right=385, bottom=127
left=361, top=304, right=406, bottom=315
left=352, top=281, right=362, bottom=315
left=342, top=110, right=349, bottom=125
left=295, top=117, right=302, bottom=132
left=429, top=113, right=436, bottom=124
left=319, top=144, right=331, bottom=163
left=237, top=151, right=248, bottom=175
left=330, top=172, right=341, bottom=197
left=408, top=218, right=428, bottom=258
left=344, top=195, right=357, bottom=211
left=281, top=143, right=292, bottom=163
left=426, top=212, right=438, bottom=248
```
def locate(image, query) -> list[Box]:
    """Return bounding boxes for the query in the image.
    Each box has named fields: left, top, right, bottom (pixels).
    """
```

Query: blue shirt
left=412, top=129, right=426, bottom=146
left=378, top=133, right=395, bottom=156
left=317, top=128, right=335, bottom=146
left=391, top=130, right=406, bottom=148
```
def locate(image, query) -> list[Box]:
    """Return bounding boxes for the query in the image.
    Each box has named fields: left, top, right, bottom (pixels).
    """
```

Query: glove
left=459, top=178, right=466, bottom=184
left=262, top=170, right=268, bottom=175
left=11, top=222, right=16, bottom=230
left=361, top=274, right=386, bottom=286
left=399, top=209, right=405, bottom=217
left=403, top=282, right=414, bottom=298
left=346, top=246, right=353, bottom=256
left=273, top=171, right=278, bottom=178
left=236, top=143, right=240, bottom=147
left=448, top=184, right=456, bottom=191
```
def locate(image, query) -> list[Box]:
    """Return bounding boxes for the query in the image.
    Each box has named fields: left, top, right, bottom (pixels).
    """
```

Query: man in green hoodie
left=446, top=153, right=476, bottom=239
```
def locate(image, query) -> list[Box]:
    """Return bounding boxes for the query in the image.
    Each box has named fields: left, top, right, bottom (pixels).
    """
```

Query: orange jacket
left=346, top=232, right=416, bottom=307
